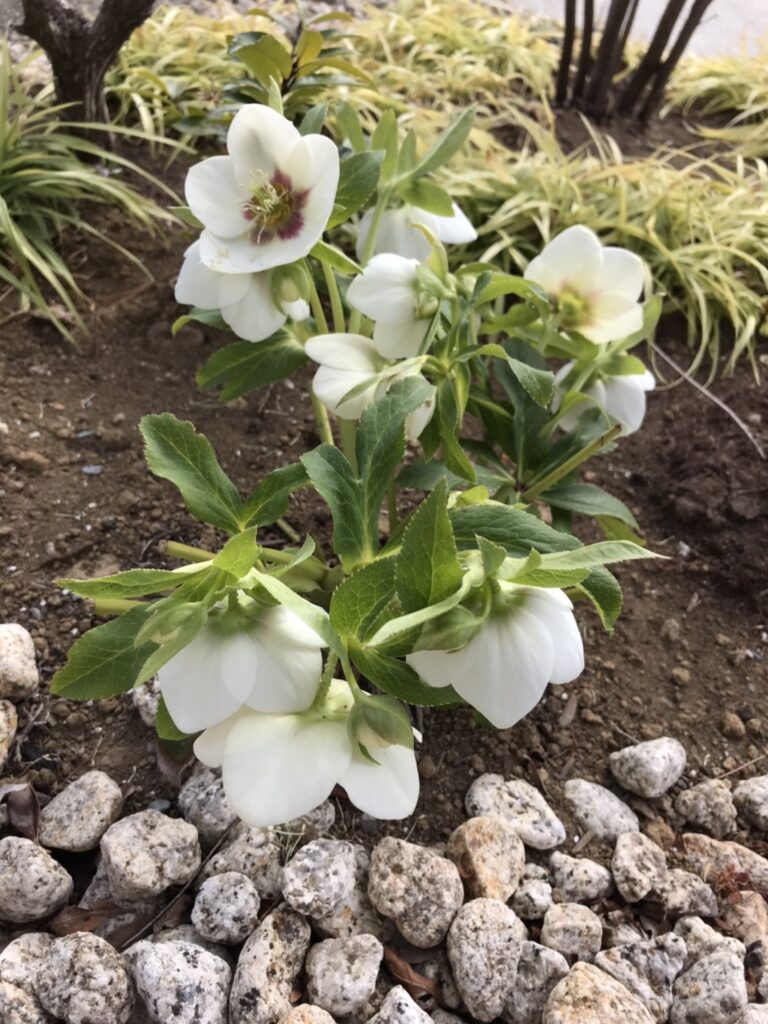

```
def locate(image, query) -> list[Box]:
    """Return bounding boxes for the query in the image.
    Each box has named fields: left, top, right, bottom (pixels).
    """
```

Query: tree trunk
left=617, top=0, right=687, bottom=116
left=555, top=0, right=577, bottom=105
left=19, top=0, right=154, bottom=137
left=639, top=0, right=716, bottom=120
left=572, top=0, right=595, bottom=103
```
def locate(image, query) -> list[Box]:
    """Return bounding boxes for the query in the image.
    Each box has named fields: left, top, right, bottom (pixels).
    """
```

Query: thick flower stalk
left=357, top=203, right=477, bottom=261
left=524, top=225, right=645, bottom=344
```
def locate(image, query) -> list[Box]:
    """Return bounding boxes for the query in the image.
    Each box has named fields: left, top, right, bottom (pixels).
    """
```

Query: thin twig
left=717, top=752, right=768, bottom=781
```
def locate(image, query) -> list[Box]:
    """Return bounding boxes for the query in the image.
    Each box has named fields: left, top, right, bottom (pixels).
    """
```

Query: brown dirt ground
left=1, top=134, right=767, bottom=869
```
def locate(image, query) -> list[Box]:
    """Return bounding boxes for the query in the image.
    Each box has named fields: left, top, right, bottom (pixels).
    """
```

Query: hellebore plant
left=53, top=99, right=662, bottom=830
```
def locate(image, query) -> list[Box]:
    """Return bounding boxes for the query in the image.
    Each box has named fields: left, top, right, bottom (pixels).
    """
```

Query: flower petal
left=175, top=240, right=224, bottom=310
left=357, top=208, right=431, bottom=262
left=339, top=743, right=420, bottom=819
left=305, top=334, right=379, bottom=371
left=347, top=254, right=420, bottom=324
left=524, top=225, right=603, bottom=295
left=600, top=375, right=651, bottom=434
left=227, top=104, right=301, bottom=186
left=312, top=367, right=380, bottom=419
left=373, top=318, right=430, bottom=359
left=243, top=606, right=325, bottom=713
left=405, top=395, right=436, bottom=441
left=220, top=711, right=351, bottom=827
left=600, top=247, right=646, bottom=301
left=523, top=588, right=585, bottom=684
left=422, top=202, right=477, bottom=244
left=219, top=271, right=286, bottom=342
left=582, top=294, right=644, bottom=344
left=284, top=134, right=340, bottom=222
left=194, top=712, right=242, bottom=768
left=185, top=156, right=248, bottom=240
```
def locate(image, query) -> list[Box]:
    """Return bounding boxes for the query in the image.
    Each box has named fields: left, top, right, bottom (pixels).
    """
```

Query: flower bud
left=346, top=694, right=414, bottom=761
left=270, top=263, right=311, bottom=313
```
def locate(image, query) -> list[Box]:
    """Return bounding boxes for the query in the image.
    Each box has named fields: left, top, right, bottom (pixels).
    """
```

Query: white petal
left=243, top=606, right=325, bottom=713
left=357, top=208, right=431, bottom=262
left=185, top=156, right=248, bottom=239
left=284, top=134, right=340, bottom=225
left=312, top=366, right=379, bottom=419
left=220, top=711, right=351, bottom=827
left=373, top=318, right=430, bottom=359
left=347, top=254, right=420, bottom=324
left=175, top=240, right=223, bottom=310
left=194, top=711, right=242, bottom=767
left=523, top=588, right=585, bottom=684
left=421, top=202, right=477, bottom=244
left=219, top=271, right=286, bottom=342
left=340, top=743, right=420, bottom=819
left=227, top=104, right=301, bottom=186
left=585, top=291, right=644, bottom=344
left=524, top=225, right=603, bottom=295
left=305, top=334, right=379, bottom=371
left=601, top=375, right=650, bottom=434
left=600, top=247, right=646, bottom=301
left=405, top=396, right=436, bottom=441
left=283, top=297, right=310, bottom=321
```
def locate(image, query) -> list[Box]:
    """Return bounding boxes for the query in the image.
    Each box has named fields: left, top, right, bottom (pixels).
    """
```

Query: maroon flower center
left=242, top=170, right=308, bottom=245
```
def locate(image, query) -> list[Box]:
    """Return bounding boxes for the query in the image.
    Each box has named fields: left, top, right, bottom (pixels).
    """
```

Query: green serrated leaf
left=172, top=308, right=228, bottom=335
left=301, top=443, right=368, bottom=568
left=328, top=151, right=384, bottom=228
left=299, top=102, right=327, bottom=136
left=371, top=110, right=399, bottom=181
left=505, top=356, right=554, bottom=407
left=310, top=240, right=361, bottom=276
left=450, top=503, right=581, bottom=555
left=57, top=567, right=205, bottom=601
left=242, top=462, right=308, bottom=528
left=330, top=558, right=397, bottom=641
left=396, top=479, right=462, bottom=614
left=195, top=336, right=307, bottom=401
left=349, top=640, right=461, bottom=706
left=543, top=483, right=639, bottom=528
left=396, top=178, right=454, bottom=217
left=409, top=107, right=474, bottom=179
left=213, top=529, right=258, bottom=578
left=334, top=101, right=366, bottom=152
left=576, top=565, right=623, bottom=632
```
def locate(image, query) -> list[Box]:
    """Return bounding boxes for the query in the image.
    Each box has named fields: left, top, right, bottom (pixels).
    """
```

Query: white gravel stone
left=178, top=766, right=237, bottom=848
left=101, top=809, right=201, bottom=900
left=191, top=872, right=261, bottom=945
left=280, top=1008, right=336, bottom=1024
left=199, top=823, right=283, bottom=897
left=733, top=776, right=768, bottom=831
left=502, top=941, right=568, bottom=1024
left=541, top=903, right=603, bottom=961
left=675, top=780, right=738, bottom=839
left=564, top=779, right=640, bottom=841
left=595, top=933, right=687, bottom=1022
left=151, top=925, right=232, bottom=966
left=312, top=845, right=393, bottom=942
left=674, top=917, right=746, bottom=969
left=608, top=738, right=687, bottom=799
left=658, top=869, right=718, bottom=918
left=131, top=678, right=160, bottom=728
left=365, top=986, right=433, bottom=1024
left=670, top=951, right=748, bottom=1024
left=431, top=1011, right=466, bottom=1024
left=305, top=934, right=382, bottom=1016
left=737, top=1008, right=768, bottom=1023
left=446, top=816, right=525, bottom=902
left=466, top=775, right=565, bottom=849
left=0, top=837, right=73, bottom=923
left=0, top=933, right=53, bottom=998
left=512, top=878, right=553, bottom=920
left=602, top=911, right=647, bottom=949
left=0, top=699, right=17, bottom=768
left=0, top=624, right=39, bottom=701
left=229, top=904, right=311, bottom=1024
left=418, top=951, right=462, bottom=1010
left=38, top=770, right=123, bottom=852
left=544, top=962, right=655, bottom=1023
left=78, top=857, right=164, bottom=946
left=282, top=838, right=356, bottom=917
left=684, top=833, right=768, bottom=891
left=612, top=832, right=668, bottom=903
left=368, top=837, right=464, bottom=948
left=447, top=898, right=525, bottom=1022
left=550, top=851, right=613, bottom=903
left=279, top=801, right=336, bottom=839
left=0, top=979, right=52, bottom=1024
left=125, top=939, right=231, bottom=1024
left=35, top=933, right=133, bottom=1024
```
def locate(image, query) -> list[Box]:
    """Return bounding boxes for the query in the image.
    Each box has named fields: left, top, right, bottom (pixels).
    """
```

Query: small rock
left=564, top=779, right=640, bottom=842
left=541, top=903, right=603, bottom=961
left=279, top=801, right=336, bottom=840
left=502, top=941, right=568, bottom=1024
left=674, top=916, right=746, bottom=968
left=125, top=939, right=231, bottom=1024
left=229, top=904, right=311, bottom=1024
left=446, top=816, right=525, bottom=902
left=431, top=1012, right=465, bottom=1024
left=101, top=810, right=201, bottom=901
left=368, top=837, right=464, bottom=948
left=282, top=839, right=357, bottom=918
left=612, top=833, right=668, bottom=903
left=0, top=699, right=16, bottom=768
left=131, top=679, right=160, bottom=728
left=38, top=771, right=123, bottom=852
left=191, top=872, right=261, bottom=945
left=312, top=845, right=393, bottom=942
left=151, top=926, right=231, bottom=966
left=199, top=823, right=283, bottom=897
left=178, top=767, right=237, bottom=848
left=595, top=933, right=687, bottom=1022
left=601, top=912, right=647, bottom=948
left=683, top=834, right=768, bottom=891
left=550, top=851, right=613, bottom=903
left=721, top=713, right=747, bottom=739
left=719, top=891, right=768, bottom=947
left=465, top=775, right=565, bottom=849
left=644, top=817, right=677, bottom=852
left=0, top=933, right=52, bottom=1022
left=733, top=776, right=768, bottom=831
left=0, top=624, right=39, bottom=700
left=675, top=780, right=738, bottom=839
left=418, top=951, right=462, bottom=1010
left=305, top=934, right=383, bottom=1016
left=737, top=1008, right=768, bottom=1023
left=280, top=1008, right=335, bottom=1024
left=0, top=837, right=73, bottom=923
left=0, top=979, right=51, bottom=1024
left=608, top=738, right=687, bottom=798
left=658, top=869, right=718, bottom=918
left=512, top=879, right=554, bottom=920
left=447, top=898, right=525, bottom=1022
left=670, top=951, right=747, bottom=1024
left=36, top=933, right=133, bottom=1024
left=365, top=986, right=433, bottom=1024
left=544, top=961, right=655, bottom=1022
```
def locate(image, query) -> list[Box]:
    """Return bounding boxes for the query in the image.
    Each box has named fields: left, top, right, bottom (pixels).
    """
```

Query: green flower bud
left=270, top=263, right=311, bottom=312
left=346, top=693, right=414, bottom=762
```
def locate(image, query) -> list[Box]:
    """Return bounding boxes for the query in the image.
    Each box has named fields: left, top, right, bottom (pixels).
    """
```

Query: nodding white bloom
left=346, top=254, right=440, bottom=359
left=407, top=585, right=584, bottom=729
left=357, top=203, right=476, bottom=262
left=556, top=362, right=656, bottom=435
left=194, top=679, right=419, bottom=826
left=524, top=225, right=645, bottom=344
left=185, top=105, right=339, bottom=275
left=305, top=333, right=435, bottom=441
left=157, top=605, right=326, bottom=734
left=175, top=240, right=309, bottom=342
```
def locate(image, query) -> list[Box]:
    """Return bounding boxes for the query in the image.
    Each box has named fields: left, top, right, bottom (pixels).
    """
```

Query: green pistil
left=557, top=287, right=590, bottom=329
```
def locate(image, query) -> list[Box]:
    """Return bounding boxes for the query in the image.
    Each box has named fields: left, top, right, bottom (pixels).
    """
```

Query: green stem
left=524, top=424, right=623, bottom=502
left=387, top=476, right=399, bottom=532
left=162, top=541, right=215, bottom=563
left=338, top=417, right=358, bottom=472
left=310, top=388, right=335, bottom=447
left=313, top=652, right=339, bottom=708
left=308, top=278, right=329, bottom=334
left=349, top=189, right=390, bottom=334
left=341, top=657, right=364, bottom=700
left=93, top=597, right=143, bottom=617
left=322, top=262, right=346, bottom=334
left=275, top=517, right=301, bottom=544
left=260, top=545, right=327, bottom=582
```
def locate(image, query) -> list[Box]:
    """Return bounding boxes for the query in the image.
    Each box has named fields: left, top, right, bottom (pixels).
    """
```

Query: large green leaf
left=449, top=503, right=580, bottom=555
left=196, top=336, right=307, bottom=401
left=141, top=415, right=243, bottom=535
left=349, top=641, right=461, bottom=707
left=328, top=151, right=384, bottom=228
left=396, top=480, right=462, bottom=614
left=301, top=443, right=368, bottom=567
left=409, top=107, right=475, bottom=179
left=212, top=529, right=259, bottom=578
left=242, top=463, right=308, bottom=528
left=57, top=567, right=205, bottom=600
left=577, top=566, right=623, bottom=632
left=330, top=558, right=397, bottom=641
left=542, top=482, right=639, bottom=528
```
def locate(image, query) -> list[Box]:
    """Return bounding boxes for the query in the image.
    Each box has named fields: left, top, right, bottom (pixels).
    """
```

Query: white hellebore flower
left=175, top=239, right=309, bottom=343
left=524, top=225, right=645, bottom=344
left=556, top=362, right=656, bottom=435
left=346, top=253, right=439, bottom=359
left=193, top=679, right=419, bottom=826
left=407, top=585, right=584, bottom=729
left=185, top=104, right=339, bottom=274
left=357, top=203, right=477, bottom=262
left=305, top=333, right=435, bottom=441
left=157, top=604, right=326, bottom=734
